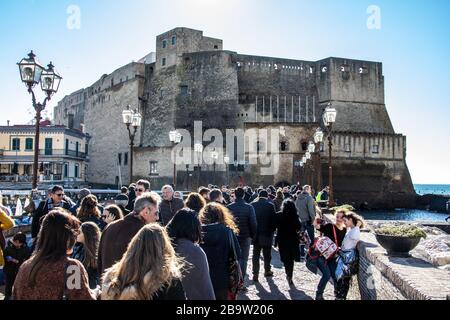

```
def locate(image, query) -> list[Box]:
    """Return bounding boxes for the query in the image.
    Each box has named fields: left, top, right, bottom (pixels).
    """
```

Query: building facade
left=0, top=122, right=89, bottom=185
left=53, top=27, right=416, bottom=209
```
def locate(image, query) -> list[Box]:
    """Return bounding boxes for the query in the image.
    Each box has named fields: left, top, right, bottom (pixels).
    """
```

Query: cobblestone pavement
left=238, top=246, right=348, bottom=301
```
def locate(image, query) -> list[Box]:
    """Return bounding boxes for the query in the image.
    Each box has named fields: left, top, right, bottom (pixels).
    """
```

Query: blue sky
left=0, top=0, right=449, bottom=184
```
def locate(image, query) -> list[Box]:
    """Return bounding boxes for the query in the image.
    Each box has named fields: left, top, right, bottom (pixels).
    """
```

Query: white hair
left=161, top=185, right=174, bottom=193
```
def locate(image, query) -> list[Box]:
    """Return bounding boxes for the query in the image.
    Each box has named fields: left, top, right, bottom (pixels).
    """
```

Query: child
left=3, top=232, right=31, bottom=300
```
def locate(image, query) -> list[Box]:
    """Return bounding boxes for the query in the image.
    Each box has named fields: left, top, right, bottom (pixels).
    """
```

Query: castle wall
left=84, top=62, right=145, bottom=186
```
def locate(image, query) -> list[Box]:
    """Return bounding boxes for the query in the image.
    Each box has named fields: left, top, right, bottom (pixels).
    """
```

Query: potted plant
left=374, top=224, right=427, bottom=257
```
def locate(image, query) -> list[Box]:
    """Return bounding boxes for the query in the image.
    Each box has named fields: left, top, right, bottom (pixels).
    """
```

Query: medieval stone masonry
left=53, top=27, right=416, bottom=209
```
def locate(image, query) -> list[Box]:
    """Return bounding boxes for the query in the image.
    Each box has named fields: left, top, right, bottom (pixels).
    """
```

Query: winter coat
left=159, top=198, right=185, bottom=226
left=101, top=270, right=186, bottom=300
left=295, top=193, right=316, bottom=223
left=227, top=199, right=257, bottom=241
left=13, top=256, right=96, bottom=300
left=275, top=211, right=301, bottom=263
left=0, top=208, right=15, bottom=267
left=2, top=240, right=31, bottom=277
left=200, top=223, right=241, bottom=292
left=251, top=198, right=277, bottom=247
left=31, top=199, right=72, bottom=239
left=174, top=238, right=216, bottom=300
left=98, top=214, right=145, bottom=275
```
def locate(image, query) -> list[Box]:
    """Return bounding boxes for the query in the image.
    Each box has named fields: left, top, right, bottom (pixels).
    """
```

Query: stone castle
left=54, top=27, right=416, bottom=209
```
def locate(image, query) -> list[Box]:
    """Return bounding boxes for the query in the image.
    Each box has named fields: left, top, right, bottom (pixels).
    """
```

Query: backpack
left=313, top=225, right=339, bottom=260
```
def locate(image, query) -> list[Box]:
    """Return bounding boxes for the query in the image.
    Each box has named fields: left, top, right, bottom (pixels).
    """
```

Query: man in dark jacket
left=31, top=185, right=72, bottom=241
left=98, top=192, right=161, bottom=275
left=159, top=185, right=184, bottom=226
left=227, top=187, right=257, bottom=282
left=295, top=185, right=317, bottom=259
left=251, top=190, right=277, bottom=282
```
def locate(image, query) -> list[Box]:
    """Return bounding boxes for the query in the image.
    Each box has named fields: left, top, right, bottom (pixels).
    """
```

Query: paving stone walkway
left=237, top=246, right=354, bottom=300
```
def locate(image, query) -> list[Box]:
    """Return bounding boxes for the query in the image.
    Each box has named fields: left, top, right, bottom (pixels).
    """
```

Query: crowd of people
left=0, top=180, right=364, bottom=301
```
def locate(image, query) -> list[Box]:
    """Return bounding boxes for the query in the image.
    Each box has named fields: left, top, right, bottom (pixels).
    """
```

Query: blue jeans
left=316, top=256, right=338, bottom=296
left=238, top=237, right=252, bottom=279
left=300, top=222, right=315, bottom=257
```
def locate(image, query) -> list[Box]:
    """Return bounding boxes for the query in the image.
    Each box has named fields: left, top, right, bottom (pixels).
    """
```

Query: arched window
left=280, top=141, right=289, bottom=152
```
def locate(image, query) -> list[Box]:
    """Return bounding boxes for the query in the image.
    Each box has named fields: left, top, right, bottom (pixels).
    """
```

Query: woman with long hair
left=77, top=195, right=106, bottom=230
left=312, top=209, right=348, bottom=300
left=101, top=223, right=186, bottom=300
left=167, top=208, right=216, bottom=300
left=335, top=211, right=365, bottom=300
left=72, top=222, right=101, bottom=289
left=185, top=192, right=207, bottom=214
left=102, top=204, right=124, bottom=226
left=275, top=199, right=301, bottom=286
left=273, top=188, right=285, bottom=212
left=13, top=209, right=96, bottom=300
left=199, top=203, right=241, bottom=300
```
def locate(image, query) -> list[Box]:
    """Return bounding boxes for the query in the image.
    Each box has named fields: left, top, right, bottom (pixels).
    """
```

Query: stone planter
left=375, top=234, right=422, bottom=257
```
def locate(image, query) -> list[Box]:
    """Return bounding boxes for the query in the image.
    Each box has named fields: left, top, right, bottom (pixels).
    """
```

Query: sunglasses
left=55, top=193, right=64, bottom=197
left=136, top=188, right=145, bottom=192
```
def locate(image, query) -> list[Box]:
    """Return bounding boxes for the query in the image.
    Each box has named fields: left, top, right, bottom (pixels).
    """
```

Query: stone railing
left=349, top=231, right=450, bottom=300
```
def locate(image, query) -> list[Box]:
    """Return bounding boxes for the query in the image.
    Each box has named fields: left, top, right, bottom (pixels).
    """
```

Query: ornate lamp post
left=122, top=106, right=142, bottom=184
left=224, top=155, right=230, bottom=186
left=211, top=150, right=219, bottom=186
left=308, top=142, right=316, bottom=191
left=323, top=104, right=338, bottom=207
left=169, top=130, right=182, bottom=189
left=194, top=142, right=204, bottom=189
left=17, top=51, right=62, bottom=190
left=314, top=128, right=324, bottom=194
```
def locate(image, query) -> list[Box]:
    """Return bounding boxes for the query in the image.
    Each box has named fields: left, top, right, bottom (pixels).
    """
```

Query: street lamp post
left=323, top=104, right=338, bottom=207
left=211, top=150, right=219, bottom=186
left=224, top=155, right=230, bottom=186
left=169, top=130, right=182, bottom=189
left=17, top=51, right=62, bottom=191
left=194, top=142, right=204, bottom=190
left=122, top=106, right=142, bottom=185
left=314, top=128, right=324, bottom=195
left=305, top=151, right=312, bottom=187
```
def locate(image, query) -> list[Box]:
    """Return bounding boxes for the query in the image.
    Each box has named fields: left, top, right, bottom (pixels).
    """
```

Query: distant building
left=53, top=27, right=416, bottom=209
left=0, top=121, right=89, bottom=185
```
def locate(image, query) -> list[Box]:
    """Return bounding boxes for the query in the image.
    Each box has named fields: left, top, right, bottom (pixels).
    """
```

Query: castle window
left=150, top=161, right=158, bottom=175
left=180, top=85, right=189, bottom=97
left=214, top=45, right=218, bottom=49
left=345, top=144, right=351, bottom=153
left=359, top=67, right=369, bottom=74
left=162, top=40, right=167, bottom=48
left=162, top=58, right=166, bottom=66
left=309, top=66, right=314, bottom=74
left=118, top=153, right=122, bottom=166
left=321, top=66, right=328, bottom=73
left=280, top=141, right=288, bottom=152
left=111, top=78, right=114, bottom=87
left=320, top=143, right=324, bottom=152
left=372, top=145, right=379, bottom=154
left=171, top=36, right=177, bottom=46
left=160, top=89, right=165, bottom=99
left=301, top=142, right=308, bottom=151
left=124, top=152, right=128, bottom=166
left=341, top=65, right=350, bottom=72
